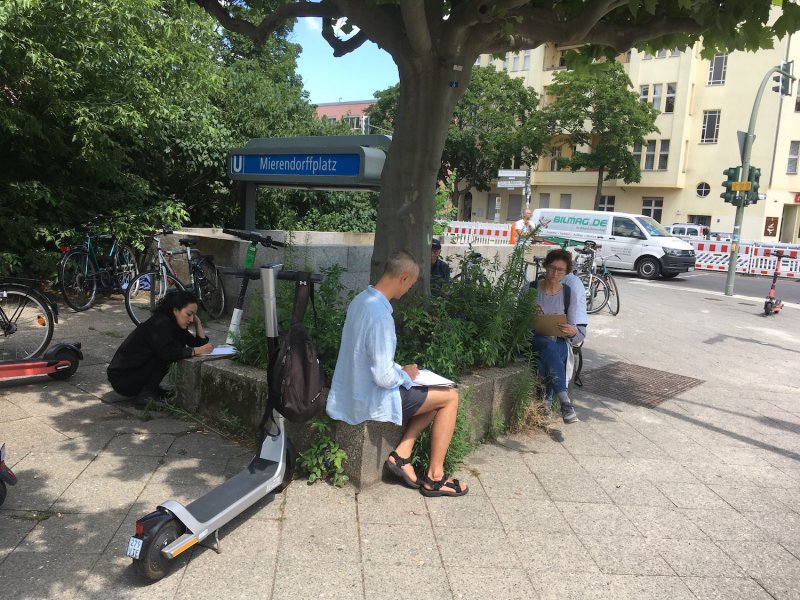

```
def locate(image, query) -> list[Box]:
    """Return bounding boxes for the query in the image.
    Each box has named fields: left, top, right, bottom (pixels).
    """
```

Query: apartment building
left=467, top=37, right=800, bottom=243
left=314, top=100, right=375, bottom=134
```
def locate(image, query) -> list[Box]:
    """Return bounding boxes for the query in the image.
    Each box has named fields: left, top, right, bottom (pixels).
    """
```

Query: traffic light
left=772, top=60, right=794, bottom=96
left=747, top=166, right=762, bottom=205
left=720, top=166, right=740, bottom=204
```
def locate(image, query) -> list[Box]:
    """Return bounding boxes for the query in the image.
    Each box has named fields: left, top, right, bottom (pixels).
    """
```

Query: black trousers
left=107, top=357, right=170, bottom=397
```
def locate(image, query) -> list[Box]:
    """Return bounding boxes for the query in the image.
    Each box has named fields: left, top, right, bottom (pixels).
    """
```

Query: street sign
left=731, top=181, right=752, bottom=191
left=497, top=169, right=527, bottom=179
left=497, top=180, right=526, bottom=188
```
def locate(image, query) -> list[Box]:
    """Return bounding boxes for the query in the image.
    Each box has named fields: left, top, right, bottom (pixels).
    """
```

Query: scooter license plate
left=126, top=536, right=143, bottom=559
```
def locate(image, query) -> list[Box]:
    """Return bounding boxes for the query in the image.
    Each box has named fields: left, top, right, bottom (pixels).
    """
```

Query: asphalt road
left=615, top=268, right=800, bottom=306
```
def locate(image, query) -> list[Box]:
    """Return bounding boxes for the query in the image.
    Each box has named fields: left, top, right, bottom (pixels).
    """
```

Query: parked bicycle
left=573, top=241, right=610, bottom=315
left=595, top=253, right=621, bottom=316
left=0, top=277, right=57, bottom=360
left=58, top=223, right=139, bottom=312
left=452, top=240, right=489, bottom=286
left=124, top=232, right=225, bottom=325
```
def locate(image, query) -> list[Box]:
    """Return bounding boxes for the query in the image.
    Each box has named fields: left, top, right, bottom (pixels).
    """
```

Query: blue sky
left=291, top=18, right=399, bottom=104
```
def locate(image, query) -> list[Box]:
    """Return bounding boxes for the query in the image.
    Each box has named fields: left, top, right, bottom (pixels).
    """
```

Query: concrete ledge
left=174, top=357, right=528, bottom=489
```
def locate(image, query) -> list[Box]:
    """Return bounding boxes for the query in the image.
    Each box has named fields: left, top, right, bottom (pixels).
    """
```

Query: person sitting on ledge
left=326, top=250, right=468, bottom=498
left=107, top=290, right=214, bottom=407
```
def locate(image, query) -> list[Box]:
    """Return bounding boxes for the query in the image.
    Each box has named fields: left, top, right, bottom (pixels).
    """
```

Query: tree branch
left=321, top=18, right=370, bottom=56
left=400, top=0, right=432, bottom=55
left=193, top=0, right=342, bottom=45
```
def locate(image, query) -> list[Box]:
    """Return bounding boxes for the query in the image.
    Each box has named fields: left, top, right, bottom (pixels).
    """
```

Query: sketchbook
left=412, top=369, right=455, bottom=387
left=534, top=313, right=567, bottom=337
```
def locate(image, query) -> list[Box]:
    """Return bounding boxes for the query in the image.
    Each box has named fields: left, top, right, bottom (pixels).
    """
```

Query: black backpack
left=267, top=274, right=326, bottom=423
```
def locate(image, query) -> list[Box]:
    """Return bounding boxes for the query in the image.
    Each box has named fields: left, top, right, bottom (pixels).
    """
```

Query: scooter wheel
left=764, top=301, right=774, bottom=316
left=134, top=518, right=181, bottom=582
left=47, top=348, right=81, bottom=380
left=0, top=480, right=6, bottom=507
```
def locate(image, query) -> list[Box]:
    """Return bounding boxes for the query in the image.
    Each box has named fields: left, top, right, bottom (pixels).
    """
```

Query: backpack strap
left=563, top=281, right=570, bottom=314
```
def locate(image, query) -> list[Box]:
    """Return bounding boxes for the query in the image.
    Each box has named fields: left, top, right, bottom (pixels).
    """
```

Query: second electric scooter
left=126, top=264, right=321, bottom=581
left=764, top=250, right=786, bottom=316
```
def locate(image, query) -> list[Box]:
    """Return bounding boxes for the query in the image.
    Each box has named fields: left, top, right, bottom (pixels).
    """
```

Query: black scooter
left=0, top=443, right=17, bottom=507
left=764, top=251, right=786, bottom=316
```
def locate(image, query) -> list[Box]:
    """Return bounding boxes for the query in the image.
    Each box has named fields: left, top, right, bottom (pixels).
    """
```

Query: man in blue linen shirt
left=327, top=251, right=468, bottom=498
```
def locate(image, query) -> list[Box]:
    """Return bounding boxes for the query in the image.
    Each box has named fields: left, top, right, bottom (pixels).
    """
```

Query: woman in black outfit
left=107, top=291, right=214, bottom=406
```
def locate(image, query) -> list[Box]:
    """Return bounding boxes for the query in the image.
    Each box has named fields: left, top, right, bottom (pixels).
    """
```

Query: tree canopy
left=540, top=61, right=659, bottom=205
left=194, top=0, right=800, bottom=288
left=368, top=67, right=545, bottom=211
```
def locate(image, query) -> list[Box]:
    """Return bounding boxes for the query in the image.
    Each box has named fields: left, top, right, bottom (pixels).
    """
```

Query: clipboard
left=534, top=313, right=567, bottom=337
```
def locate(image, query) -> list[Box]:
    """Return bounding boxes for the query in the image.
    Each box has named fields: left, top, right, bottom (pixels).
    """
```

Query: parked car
left=663, top=223, right=710, bottom=240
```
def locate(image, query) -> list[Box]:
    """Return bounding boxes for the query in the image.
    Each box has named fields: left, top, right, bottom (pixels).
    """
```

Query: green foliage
left=540, top=61, right=659, bottom=200
left=395, top=246, right=536, bottom=380
left=297, top=417, right=349, bottom=486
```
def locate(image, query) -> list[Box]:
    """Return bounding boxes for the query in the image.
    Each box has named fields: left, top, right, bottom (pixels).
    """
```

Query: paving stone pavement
left=1, top=278, right=799, bottom=599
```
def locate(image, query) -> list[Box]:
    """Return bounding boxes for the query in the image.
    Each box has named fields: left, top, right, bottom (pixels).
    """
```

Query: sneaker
left=562, top=407, right=579, bottom=424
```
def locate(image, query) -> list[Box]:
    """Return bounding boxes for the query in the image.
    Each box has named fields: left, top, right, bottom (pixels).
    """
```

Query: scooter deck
left=184, top=457, right=279, bottom=524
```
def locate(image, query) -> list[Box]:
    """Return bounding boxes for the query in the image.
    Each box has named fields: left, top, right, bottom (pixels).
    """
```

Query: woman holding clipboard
left=531, top=249, right=587, bottom=423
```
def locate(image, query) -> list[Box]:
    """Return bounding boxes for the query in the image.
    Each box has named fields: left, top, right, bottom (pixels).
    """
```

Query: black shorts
left=399, top=385, right=428, bottom=423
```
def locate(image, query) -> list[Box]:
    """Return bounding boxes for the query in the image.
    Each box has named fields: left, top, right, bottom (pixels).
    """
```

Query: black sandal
left=384, top=451, right=420, bottom=489
left=419, top=473, right=468, bottom=498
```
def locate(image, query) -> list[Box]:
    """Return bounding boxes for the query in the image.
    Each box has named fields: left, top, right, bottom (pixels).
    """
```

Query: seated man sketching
left=326, top=251, right=468, bottom=498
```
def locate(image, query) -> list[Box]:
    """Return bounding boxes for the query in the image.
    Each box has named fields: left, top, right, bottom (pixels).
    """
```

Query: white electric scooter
left=126, top=264, right=320, bottom=581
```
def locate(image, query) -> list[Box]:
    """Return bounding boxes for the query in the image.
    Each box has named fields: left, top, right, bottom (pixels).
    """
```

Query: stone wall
left=174, top=356, right=529, bottom=489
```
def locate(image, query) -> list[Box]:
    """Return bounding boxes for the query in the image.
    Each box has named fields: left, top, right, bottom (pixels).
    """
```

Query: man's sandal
left=419, top=473, right=468, bottom=498
left=384, top=451, right=420, bottom=489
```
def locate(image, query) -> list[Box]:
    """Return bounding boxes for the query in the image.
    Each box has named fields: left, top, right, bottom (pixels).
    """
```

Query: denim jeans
left=532, top=335, right=569, bottom=405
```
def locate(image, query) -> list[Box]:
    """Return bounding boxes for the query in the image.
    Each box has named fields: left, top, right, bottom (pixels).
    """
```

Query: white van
left=663, top=223, right=709, bottom=240
left=531, top=208, right=696, bottom=279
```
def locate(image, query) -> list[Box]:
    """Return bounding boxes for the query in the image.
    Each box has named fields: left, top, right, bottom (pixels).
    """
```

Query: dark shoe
left=562, top=407, right=579, bottom=424
left=154, top=384, right=174, bottom=399
left=384, top=451, right=420, bottom=489
left=133, top=390, right=157, bottom=409
left=419, top=473, right=468, bottom=498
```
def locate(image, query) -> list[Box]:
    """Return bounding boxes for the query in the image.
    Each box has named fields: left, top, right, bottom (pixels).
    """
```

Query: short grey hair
left=383, top=251, right=419, bottom=278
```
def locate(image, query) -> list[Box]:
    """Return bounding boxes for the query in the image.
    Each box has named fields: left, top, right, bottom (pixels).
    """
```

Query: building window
left=508, top=194, right=523, bottom=218
left=523, top=50, right=530, bottom=70
left=696, top=182, right=711, bottom=197
left=558, top=50, right=567, bottom=68
left=652, top=83, right=663, bottom=111
left=474, top=56, right=481, bottom=66
left=789, top=141, right=799, bottom=174
left=598, top=196, right=615, bottom=211
left=664, top=83, right=677, bottom=113
left=639, top=85, right=649, bottom=103
left=550, top=146, right=562, bottom=171
left=633, top=142, right=642, bottom=167
left=708, top=53, right=728, bottom=85
left=642, top=197, right=664, bottom=222
left=539, top=192, right=550, bottom=208
left=643, top=140, right=657, bottom=170
left=658, top=140, right=670, bottom=170
left=643, top=52, right=653, bottom=60
left=503, top=53, right=509, bottom=70
left=795, top=85, right=800, bottom=112
left=511, top=54, right=520, bottom=71
left=327, top=117, right=337, bottom=124
left=559, top=193, right=572, bottom=209
left=656, top=49, right=667, bottom=59
left=670, top=48, right=681, bottom=57
left=701, top=110, right=721, bottom=144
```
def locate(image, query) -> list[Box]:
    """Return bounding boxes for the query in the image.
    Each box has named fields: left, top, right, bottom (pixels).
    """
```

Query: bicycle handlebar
left=223, top=228, right=284, bottom=248
left=231, top=267, right=322, bottom=283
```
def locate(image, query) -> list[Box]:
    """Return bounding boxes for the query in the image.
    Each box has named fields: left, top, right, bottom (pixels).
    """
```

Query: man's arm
left=366, top=316, right=412, bottom=390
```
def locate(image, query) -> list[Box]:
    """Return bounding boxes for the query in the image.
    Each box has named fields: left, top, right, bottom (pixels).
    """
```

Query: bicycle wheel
left=0, top=285, right=55, bottom=360
left=59, top=248, right=97, bottom=311
left=605, top=274, right=620, bottom=316
left=195, top=261, right=225, bottom=319
left=125, top=271, right=185, bottom=326
left=114, top=244, right=139, bottom=293
left=586, top=277, right=610, bottom=314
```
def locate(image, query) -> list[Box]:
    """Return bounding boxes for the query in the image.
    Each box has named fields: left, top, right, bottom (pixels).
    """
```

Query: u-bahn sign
left=228, top=135, right=391, bottom=191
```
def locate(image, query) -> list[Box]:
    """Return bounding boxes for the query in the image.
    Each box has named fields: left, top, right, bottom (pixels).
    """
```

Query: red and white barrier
left=442, top=221, right=511, bottom=245
left=689, top=241, right=799, bottom=279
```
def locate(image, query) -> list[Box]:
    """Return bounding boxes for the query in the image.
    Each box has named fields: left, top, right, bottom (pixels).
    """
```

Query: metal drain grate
left=580, top=362, right=704, bottom=407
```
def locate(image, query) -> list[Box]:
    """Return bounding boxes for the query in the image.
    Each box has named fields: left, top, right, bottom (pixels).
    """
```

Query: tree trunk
left=370, top=60, right=470, bottom=292
left=594, top=165, right=605, bottom=210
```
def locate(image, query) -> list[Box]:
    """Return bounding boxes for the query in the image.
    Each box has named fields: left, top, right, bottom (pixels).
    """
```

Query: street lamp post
left=724, top=62, right=794, bottom=296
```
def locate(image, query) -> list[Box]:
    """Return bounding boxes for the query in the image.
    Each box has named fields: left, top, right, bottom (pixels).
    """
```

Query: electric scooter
left=764, top=251, right=785, bottom=316
left=0, top=443, right=17, bottom=507
left=126, top=264, right=321, bottom=582
left=0, top=342, right=83, bottom=381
